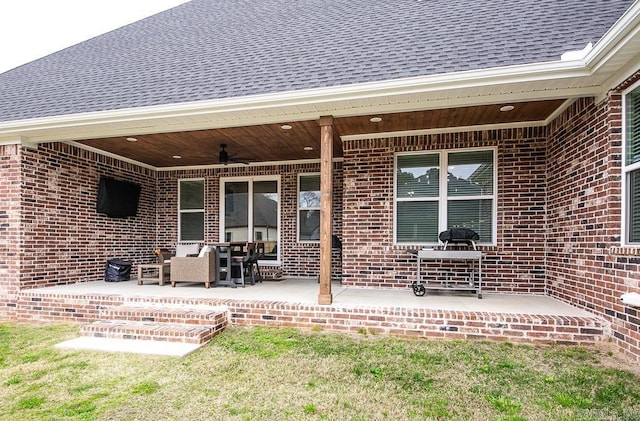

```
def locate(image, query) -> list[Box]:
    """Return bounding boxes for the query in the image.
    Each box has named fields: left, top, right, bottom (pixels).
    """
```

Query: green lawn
left=1, top=323, right=639, bottom=420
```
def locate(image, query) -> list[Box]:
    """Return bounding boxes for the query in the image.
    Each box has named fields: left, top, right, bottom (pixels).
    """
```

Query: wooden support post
left=318, top=116, right=333, bottom=305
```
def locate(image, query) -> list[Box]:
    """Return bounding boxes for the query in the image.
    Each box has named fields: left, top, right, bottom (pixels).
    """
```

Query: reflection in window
left=395, top=149, right=495, bottom=244
left=253, top=181, right=278, bottom=259
left=224, top=182, right=248, bottom=242
left=222, top=178, right=279, bottom=260
left=179, top=179, right=205, bottom=242
left=299, top=174, right=321, bottom=241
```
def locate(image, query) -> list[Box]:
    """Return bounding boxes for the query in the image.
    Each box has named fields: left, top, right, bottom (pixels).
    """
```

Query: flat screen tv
left=96, top=176, right=141, bottom=218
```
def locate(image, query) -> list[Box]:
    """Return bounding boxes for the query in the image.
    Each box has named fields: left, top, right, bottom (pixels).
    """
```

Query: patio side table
left=138, top=263, right=170, bottom=286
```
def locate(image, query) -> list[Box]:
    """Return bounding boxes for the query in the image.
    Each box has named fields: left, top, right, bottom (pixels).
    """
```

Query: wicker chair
left=170, top=248, right=216, bottom=288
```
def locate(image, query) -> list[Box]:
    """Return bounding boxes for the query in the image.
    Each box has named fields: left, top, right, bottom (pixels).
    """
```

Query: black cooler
left=104, top=259, right=132, bottom=282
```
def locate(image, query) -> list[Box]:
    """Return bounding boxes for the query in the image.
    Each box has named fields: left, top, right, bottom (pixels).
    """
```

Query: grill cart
left=410, top=228, right=483, bottom=299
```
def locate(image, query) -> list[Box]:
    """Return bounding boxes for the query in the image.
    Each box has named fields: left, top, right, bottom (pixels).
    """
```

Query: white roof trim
left=583, top=0, right=640, bottom=73
left=67, top=141, right=156, bottom=170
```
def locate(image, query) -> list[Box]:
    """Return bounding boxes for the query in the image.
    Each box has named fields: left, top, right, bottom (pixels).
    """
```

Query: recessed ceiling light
left=500, top=105, right=515, bottom=112
left=281, top=124, right=293, bottom=130
left=126, top=137, right=138, bottom=142
left=369, top=117, right=383, bottom=123
left=304, top=146, right=314, bottom=151
left=172, top=155, right=181, bottom=159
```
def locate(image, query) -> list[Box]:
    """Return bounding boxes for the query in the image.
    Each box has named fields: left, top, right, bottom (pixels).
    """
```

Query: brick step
left=99, top=304, right=227, bottom=327
left=80, top=320, right=217, bottom=344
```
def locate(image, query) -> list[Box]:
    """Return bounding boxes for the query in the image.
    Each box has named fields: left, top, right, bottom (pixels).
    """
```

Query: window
left=179, top=179, right=205, bottom=242
left=624, top=83, right=640, bottom=244
left=298, top=174, right=321, bottom=241
left=220, top=176, right=280, bottom=260
left=395, top=148, right=495, bottom=244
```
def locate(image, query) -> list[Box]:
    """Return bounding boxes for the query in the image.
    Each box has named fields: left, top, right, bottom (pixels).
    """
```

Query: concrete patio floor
left=18, top=277, right=609, bottom=356
left=38, top=277, right=594, bottom=317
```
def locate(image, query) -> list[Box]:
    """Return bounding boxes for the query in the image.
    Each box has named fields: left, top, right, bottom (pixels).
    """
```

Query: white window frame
left=622, top=79, right=640, bottom=246
left=178, top=178, right=205, bottom=242
left=219, top=175, right=281, bottom=264
left=298, top=173, right=321, bottom=243
left=394, top=147, right=497, bottom=245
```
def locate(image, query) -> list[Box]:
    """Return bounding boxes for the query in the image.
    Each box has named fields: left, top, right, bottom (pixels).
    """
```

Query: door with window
left=220, top=177, right=280, bottom=261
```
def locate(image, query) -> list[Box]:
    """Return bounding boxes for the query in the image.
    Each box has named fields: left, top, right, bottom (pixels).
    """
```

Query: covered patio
left=11, top=278, right=608, bottom=348
left=23, top=277, right=594, bottom=315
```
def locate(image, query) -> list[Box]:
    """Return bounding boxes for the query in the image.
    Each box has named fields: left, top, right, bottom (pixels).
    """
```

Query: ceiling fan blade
left=230, top=157, right=252, bottom=165
left=218, top=143, right=253, bottom=165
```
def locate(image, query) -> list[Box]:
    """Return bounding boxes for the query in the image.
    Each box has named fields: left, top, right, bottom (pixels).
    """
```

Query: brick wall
left=18, top=143, right=157, bottom=289
left=547, top=90, right=640, bottom=359
left=341, top=129, right=547, bottom=292
left=0, top=145, right=22, bottom=300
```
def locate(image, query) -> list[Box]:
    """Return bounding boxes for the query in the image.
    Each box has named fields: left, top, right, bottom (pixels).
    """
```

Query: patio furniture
left=212, top=242, right=251, bottom=287
left=138, top=263, right=170, bottom=285
left=170, top=246, right=216, bottom=288
left=247, top=242, right=264, bottom=283
left=212, top=243, right=235, bottom=288
left=138, top=249, right=172, bottom=286
left=175, top=243, right=200, bottom=257
left=231, top=242, right=263, bottom=285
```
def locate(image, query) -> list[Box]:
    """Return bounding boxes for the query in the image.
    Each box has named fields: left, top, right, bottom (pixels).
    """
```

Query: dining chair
left=247, top=242, right=264, bottom=283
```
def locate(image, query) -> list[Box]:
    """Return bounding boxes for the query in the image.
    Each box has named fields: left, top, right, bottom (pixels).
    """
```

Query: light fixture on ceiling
left=500, top=105, right=515, bottom=112
left=281, top=124, right=293, bottom=130
left=172, top=155, right=181, bottom=159
left=304, top=146, right=314, bottom=151
left=126, top=137, right=138, bottom=142
left=369, top=117, right=383, bottom=123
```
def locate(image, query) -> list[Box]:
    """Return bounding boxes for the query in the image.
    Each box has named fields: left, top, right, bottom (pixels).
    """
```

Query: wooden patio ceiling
left=75, top=99, right=565, bottom=168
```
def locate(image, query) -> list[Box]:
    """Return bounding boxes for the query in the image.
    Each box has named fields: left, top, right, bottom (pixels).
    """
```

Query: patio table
left=211, top=242, right=249, bottom=287
left=137, top=263, right=170, bottom=286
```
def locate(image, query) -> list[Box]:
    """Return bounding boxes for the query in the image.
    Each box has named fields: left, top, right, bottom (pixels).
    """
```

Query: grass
left=1, top=324, right=640, bottom=420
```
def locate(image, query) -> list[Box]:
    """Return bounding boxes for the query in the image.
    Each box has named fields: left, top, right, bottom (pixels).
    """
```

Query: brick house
left=2, top=0, right=640, bottom=358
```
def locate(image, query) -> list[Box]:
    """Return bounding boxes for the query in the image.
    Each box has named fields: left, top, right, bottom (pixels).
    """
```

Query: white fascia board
left=0, top=136, right=25, bottom=146
left=0, top=60, right=597, bottom=144
left=0, top=135, right=37, bottom=149
left=583, top=0, right=640, bottom=74
left=66, top=141, right=157, bottom=170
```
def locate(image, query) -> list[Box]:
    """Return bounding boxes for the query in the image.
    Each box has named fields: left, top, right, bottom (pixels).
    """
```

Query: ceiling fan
left=218, top=143, right=252, bottom=165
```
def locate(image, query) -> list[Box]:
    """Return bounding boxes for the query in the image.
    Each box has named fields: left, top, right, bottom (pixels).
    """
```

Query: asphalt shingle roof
left=0, top=0, right=634, bottom=122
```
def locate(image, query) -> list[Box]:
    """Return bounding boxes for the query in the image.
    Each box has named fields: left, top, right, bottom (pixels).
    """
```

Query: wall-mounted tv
left=96, top=176, right=141, bottom=218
